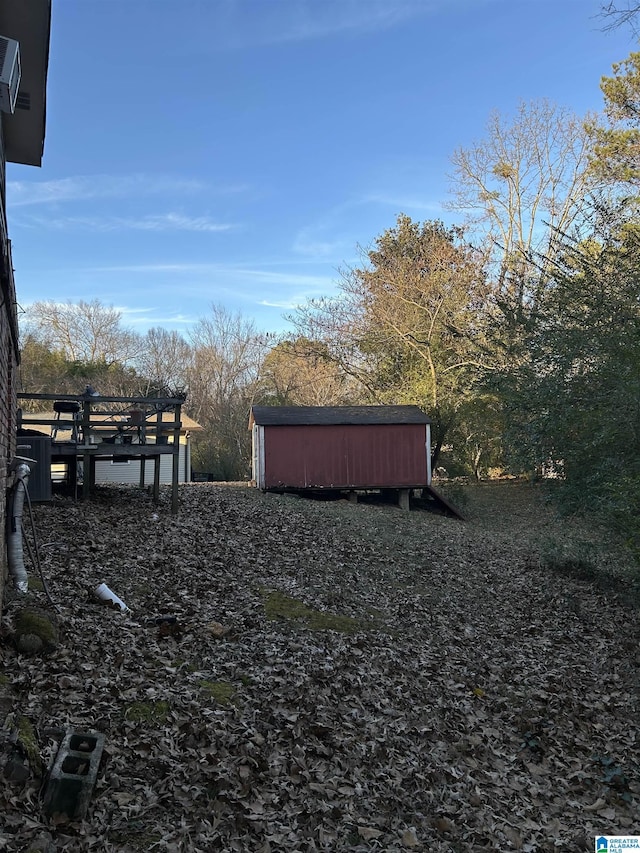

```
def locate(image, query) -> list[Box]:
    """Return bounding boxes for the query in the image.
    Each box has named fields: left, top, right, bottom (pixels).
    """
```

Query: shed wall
left=262, top=423, right=429, bottom=489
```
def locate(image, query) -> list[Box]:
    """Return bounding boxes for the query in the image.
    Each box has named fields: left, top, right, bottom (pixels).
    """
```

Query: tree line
left=19, top=32, right=640, bottom=555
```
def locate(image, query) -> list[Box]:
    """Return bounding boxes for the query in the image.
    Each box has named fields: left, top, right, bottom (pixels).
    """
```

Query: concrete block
left=43, top=730, right=104, bottom=820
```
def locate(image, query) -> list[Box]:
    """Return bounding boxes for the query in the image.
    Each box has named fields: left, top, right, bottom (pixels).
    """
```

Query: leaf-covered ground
left=1, top=481, right=639, bottom=852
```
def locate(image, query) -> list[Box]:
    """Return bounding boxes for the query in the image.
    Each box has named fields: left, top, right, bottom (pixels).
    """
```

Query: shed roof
left=250, top=405, right=430, bottom=427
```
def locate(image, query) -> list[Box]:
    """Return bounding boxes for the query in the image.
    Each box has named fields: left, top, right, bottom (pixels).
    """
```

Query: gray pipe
left=7, top=463, right=31, bottom=594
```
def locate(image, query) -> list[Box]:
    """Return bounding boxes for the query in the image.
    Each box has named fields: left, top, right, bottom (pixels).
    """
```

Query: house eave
left=0, top=0, right=51, bottom=167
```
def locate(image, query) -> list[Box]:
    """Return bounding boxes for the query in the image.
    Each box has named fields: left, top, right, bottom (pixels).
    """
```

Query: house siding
left=261, top=423, right=430, bottom=489
left=93, top=441, right=191, bottom=485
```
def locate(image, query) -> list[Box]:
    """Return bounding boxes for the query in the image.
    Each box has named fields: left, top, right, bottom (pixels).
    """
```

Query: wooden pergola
left=18, top=392, right=186, bottom=514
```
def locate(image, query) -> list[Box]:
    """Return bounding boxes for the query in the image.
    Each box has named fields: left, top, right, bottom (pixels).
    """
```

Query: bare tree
left=260, top=337, right=353, bottom=406
left=136, top=327, right=192, bottom=395
left=186, top=304, right=268, bottom=478
left=599, top=1, right=640, bottom=33
left=290, top=296, right=379, bottom=401
left=25, top=299, right=141, bottom=365
left=448, top=99, right=596, bottom=309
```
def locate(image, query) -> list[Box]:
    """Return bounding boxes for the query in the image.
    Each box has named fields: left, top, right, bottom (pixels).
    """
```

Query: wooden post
left=153, top=454, right=161, bottom=504
left=398, top=489, right=410, bottom=511
left=171, top=403, right=181, bottom=514
left=69, top=455, right=77, bottom=500
left=82, top=399, right=92, bottom=500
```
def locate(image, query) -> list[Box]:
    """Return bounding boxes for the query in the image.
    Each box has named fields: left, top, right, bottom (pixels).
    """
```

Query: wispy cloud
left=233, top=269, right=332, bottom=289
left=258, top=296, right=313, bottom=310
left=122, top=214, right=236, bottom=233
left=6, top=173, right=229, bottom=207
left=19, top=259, right=338, bottom=333
left=290, top=190, right=448, bottom=264
left=272, top=1, right=428, bottom=42
left=18, top=297, right=201, bottom=330
left=222, top=0, right=434, bottom=48
left=292, top=227, right=349, bottom=259
left=116, top=307, right=199, bottom=327
left=291, top=197, right=366, bottom=261
left=77, top=262, right=333, bottom=289
left=363, top=193, right=444, bottom=213
left=14, top=213, right=236, bottom=234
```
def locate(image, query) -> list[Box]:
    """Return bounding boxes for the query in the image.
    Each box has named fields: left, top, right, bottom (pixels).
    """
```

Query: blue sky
left=7, top=0, right=636, bottom=335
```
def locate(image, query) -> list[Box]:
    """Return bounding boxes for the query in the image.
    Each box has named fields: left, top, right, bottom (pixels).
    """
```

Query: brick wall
left=0, top=285, right=18, bottom=607
left=0, top=179, right=18, bottom=610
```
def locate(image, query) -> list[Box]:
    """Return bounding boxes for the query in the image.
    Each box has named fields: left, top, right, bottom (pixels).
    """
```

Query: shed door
left=252, top=424, right=265, bottom=488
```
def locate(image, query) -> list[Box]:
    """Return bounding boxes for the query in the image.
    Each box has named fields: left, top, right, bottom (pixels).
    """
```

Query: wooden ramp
left=422, top=485, right=466, bottom=520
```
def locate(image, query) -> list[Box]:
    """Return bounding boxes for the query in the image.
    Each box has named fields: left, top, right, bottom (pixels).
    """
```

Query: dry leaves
left=0, top=481, right=638, bottom=852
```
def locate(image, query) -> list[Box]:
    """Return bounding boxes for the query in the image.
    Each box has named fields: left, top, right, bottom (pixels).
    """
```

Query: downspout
left=7, top=461, right=32, bottom=593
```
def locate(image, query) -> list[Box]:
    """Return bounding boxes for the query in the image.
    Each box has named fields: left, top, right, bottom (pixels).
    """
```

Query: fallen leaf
left=358, top=827, right=383, bottom=840
left=206, top=621, right=231, bottom=638
left=401, top=827, right=419, bottom=847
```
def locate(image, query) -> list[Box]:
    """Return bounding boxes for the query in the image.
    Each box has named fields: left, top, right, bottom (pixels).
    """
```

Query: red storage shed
left=250, top=405, right=431, bottom=491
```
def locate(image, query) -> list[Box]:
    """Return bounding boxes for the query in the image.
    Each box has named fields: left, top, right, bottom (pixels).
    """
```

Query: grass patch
left=17, top=716, right=43, bottom=775
left=109, top=830, right=163, bottom=850
left=438, top=482, right=470, bottom=510
left=261, top=589, right=360, bottom=633
left=124, top=700, right=170, bottom=724
left=200, top=680, right=235, bottom=704
left=27, top=577, right=45, bottom=592
left=540, top=540, right=600, bottom=579
left=14, top=609, right=58, bottom=648
left=540, top=538, right=640, bottom=605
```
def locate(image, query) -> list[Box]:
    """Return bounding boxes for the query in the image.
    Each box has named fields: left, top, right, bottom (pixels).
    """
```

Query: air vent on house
left=15, top=91, right=30, bottom=111
left=0, top=36, right=21, bottom=114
